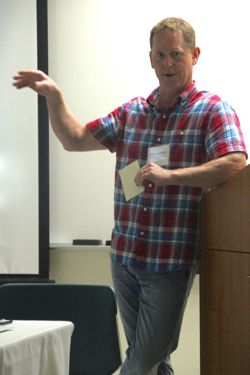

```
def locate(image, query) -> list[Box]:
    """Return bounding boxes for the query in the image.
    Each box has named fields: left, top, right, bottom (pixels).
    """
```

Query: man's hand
left=13, top=70, right=60, bottom=99
left=135, top=162, right=170, bottom=186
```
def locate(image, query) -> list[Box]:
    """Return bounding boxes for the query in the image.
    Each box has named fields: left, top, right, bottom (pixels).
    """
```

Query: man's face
left=150, top=28, right=200, bottom=96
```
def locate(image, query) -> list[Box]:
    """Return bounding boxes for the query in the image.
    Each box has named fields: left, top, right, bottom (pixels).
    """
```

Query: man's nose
left=162, top=55, right=174, bottom=68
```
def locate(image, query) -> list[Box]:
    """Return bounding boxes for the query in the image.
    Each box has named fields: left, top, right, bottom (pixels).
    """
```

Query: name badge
left=147, top=144, right=170, bottom=166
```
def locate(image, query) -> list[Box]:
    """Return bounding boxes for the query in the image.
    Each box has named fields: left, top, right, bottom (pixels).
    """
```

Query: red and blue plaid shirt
left=87, top=83, right=247, bottom=271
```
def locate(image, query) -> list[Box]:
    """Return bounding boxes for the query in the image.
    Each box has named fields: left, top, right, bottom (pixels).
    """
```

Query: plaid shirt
left=87, top=83, right=247, bottom=271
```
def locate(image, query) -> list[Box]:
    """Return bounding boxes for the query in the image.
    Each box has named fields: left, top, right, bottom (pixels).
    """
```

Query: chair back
left=0, top=283, right=121, bottom=375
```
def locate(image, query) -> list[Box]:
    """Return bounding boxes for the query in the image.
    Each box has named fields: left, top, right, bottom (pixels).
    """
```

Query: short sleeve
left=86, top=107, right=124, bottom=153
left=205, top=100, right=247, bottom=159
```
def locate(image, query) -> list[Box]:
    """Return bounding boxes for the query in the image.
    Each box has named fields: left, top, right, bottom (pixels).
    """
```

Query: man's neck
left=156, top=83, right=190, bottom=112
left=156, top=93, right=178, bottom=112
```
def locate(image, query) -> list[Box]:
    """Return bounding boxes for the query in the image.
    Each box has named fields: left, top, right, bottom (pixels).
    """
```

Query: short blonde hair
left=150, top=17, right=196, bottom=50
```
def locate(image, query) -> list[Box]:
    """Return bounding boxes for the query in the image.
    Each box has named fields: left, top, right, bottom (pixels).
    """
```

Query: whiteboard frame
left=0, top=0, right=49, bottom=283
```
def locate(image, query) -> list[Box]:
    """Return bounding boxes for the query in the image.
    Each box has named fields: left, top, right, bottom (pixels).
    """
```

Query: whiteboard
left=0, top=0, right=49, bottom=276
left=48, top=0, right=249, bottom=245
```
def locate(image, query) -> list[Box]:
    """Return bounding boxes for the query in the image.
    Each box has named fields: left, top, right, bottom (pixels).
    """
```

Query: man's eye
left=156, top=52, right=164, bottom=60
left=172, top=51, right=182, bottom=59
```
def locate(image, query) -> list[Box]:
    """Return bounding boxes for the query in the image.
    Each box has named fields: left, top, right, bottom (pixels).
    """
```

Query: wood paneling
left=201, top=164, right=250, bottom=253
left=200, top=250, right=250, bottom=375
left=200, top=165, right=250, bottom=375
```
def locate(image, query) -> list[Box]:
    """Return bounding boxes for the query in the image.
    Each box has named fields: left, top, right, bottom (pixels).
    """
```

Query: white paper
left=119, top=160, right=145, bottom=201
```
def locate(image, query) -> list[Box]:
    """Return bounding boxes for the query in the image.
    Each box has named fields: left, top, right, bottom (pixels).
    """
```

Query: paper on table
left=119, top=160, right=145, bottom=201
left=0, top=319, right=13, bottom=333
left=0, top=326, right=13, bottom=333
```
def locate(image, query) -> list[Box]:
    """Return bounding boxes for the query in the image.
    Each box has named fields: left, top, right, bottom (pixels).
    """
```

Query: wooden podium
left=200, top=164, right=250, bottom=375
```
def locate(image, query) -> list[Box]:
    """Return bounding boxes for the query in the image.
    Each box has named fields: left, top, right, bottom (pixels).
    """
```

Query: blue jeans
left=111, top=262, right=198, bottom=375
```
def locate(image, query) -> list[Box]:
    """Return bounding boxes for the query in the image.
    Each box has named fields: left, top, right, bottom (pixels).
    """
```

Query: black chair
left=0, top=283, right=121, bottom=375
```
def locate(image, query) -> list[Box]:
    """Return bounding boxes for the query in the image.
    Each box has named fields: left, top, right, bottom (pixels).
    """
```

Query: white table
left=0, top=320, right=74, bottom=375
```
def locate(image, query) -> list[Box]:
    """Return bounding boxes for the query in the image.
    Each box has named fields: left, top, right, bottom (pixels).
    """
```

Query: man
left=13, top=17, right=247, bottom=375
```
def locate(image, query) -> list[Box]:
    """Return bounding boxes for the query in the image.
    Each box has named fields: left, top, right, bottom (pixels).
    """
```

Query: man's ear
left=149, top=51, right=154, bottom=68
left=192, top=47, right=201, bottom=65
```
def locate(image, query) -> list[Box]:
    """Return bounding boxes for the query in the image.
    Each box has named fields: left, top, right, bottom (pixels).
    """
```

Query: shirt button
left=180, top=131, right=184, bottom=135
left=143, top=207, right=148, bottom=211
left=157, top=137, right=161, bottom=142
left=148, top=183, right=153, bottom=188
left=162, top=115, right=167, bottom=119
left=140, top=231, right=145, bottom=236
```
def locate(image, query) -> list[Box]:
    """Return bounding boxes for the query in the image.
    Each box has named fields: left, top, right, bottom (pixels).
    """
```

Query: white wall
left=48, top=0, right=250, bottom=245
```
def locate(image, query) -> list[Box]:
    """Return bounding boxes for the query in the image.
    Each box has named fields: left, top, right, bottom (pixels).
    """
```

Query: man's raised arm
left=13, top=70, right=105, bottom=152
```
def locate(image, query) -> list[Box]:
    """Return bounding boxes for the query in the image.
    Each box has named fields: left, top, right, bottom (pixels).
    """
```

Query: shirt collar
left=147, top=82, right=198, bottom=109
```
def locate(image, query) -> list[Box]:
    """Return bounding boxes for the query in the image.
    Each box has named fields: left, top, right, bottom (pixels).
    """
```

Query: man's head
left=149, top=17, right=200, bottom=98
left=150, top=17, right=196, bottom=51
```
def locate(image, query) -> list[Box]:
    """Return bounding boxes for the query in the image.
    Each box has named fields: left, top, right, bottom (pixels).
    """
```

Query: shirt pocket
left=167, top=129, right=205, bottom=168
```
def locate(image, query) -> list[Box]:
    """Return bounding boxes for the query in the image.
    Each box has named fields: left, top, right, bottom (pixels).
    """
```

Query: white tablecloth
left=0, top=320, right=74, bottom=375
